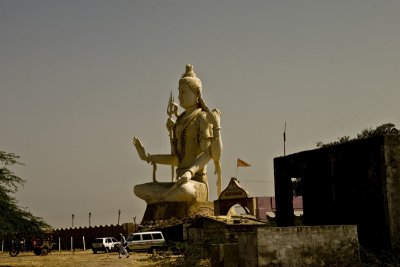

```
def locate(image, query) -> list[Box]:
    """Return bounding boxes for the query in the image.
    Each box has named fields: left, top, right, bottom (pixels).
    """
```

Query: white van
left=126, top=231, right=165, bottom=252
left=91, top=237, right=119, bottom=253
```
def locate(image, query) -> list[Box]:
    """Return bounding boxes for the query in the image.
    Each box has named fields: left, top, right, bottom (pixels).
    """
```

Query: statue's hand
left=176, top=171, right=192, bottom=186
left=166, top=117, right=175, bottom=132
left=208, top=109, right=221, bottom=129
left=132, top=137, right=149, bottom=162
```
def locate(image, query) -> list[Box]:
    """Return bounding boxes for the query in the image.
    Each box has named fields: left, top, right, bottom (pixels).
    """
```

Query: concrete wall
left=237, top=225, right=360, bottom=267
left=188, top=220, right=229, bottom=243
left=211, top=243, right=240, bottom=267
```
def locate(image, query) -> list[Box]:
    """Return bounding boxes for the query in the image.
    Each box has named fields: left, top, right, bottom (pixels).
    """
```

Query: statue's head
left=179, top=64, right=202, bottom=96
left=178, top=64, right=202, bottom=109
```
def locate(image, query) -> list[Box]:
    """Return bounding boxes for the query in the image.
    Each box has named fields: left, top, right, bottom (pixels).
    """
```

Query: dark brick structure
left=274, top=134, right=400, bottom=251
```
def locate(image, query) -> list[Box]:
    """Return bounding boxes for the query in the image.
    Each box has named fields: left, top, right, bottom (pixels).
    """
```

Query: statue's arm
left=177, top=151, right=211, bottom=186
left=148, top=154, right=178, bottom=166
left=132, top=137, right=178, bottom=166
left=209, top=109, right=222, bottom=162
left=210, top=110, right=223, bottom=195
left=186, top=152, right=211, bottom=176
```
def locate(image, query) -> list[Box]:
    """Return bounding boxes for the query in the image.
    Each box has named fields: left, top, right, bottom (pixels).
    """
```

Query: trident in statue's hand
left=167, top=91, right=179, bottom=118
left=167, top=91, right=179, bottom=182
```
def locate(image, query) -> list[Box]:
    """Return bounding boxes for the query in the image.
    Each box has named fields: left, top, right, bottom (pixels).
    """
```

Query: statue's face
left=178, top=83, right=198, bottom=109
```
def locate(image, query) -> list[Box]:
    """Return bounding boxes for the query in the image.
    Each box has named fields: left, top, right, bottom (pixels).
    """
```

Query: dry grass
left=0, top=249, right=164, bottom=267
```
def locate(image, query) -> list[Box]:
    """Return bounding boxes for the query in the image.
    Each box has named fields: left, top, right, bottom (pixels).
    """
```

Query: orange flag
left=237, top=158, right=251, bottom=167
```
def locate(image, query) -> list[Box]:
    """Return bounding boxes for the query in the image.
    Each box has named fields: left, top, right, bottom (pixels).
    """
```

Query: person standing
left=118, top=233, right=129, bottom=258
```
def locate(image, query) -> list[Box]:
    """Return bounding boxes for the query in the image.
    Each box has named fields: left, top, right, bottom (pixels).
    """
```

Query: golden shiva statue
left=132, top=64, right=222, bottom=211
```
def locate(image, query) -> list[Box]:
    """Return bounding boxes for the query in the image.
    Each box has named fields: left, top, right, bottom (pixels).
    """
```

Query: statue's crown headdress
left=179, top=64, right=202, bottom=95
left=181, top=64, right=196, bottom=78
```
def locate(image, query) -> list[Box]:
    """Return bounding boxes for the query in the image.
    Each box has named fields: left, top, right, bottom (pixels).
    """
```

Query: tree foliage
left=317, top=123, right=399, bottom=148
left=0, top=150, right=50, bottom=238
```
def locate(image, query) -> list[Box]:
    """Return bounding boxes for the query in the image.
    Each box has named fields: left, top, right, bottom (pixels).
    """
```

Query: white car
left=91, top=237, right=119, bottom=253
left=126, top=231, right=166, bottom=253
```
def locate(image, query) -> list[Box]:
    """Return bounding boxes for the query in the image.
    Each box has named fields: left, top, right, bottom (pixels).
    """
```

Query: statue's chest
left=183, top=119, right=199, bottom=140
left=176, top=118, right=199, bottom=145
left=174, top=117, right=200, bottom=160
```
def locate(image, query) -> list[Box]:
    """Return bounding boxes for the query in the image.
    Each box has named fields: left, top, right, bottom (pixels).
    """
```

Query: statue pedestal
left=141, top=201, right=214, bottom=223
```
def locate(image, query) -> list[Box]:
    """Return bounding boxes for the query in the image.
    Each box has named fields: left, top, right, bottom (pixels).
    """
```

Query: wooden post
left=117, top=209, right=121, bottom=225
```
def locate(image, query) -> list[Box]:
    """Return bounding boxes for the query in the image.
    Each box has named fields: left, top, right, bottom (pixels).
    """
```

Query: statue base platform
left=141, top=201, right=214, bottom=223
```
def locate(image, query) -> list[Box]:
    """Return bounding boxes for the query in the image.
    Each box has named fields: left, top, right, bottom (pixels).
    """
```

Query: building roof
left=196, top=215, right=268, bottom=226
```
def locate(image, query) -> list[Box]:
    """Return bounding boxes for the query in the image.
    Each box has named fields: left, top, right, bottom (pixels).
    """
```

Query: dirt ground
left=0, top=250, right=168, bottom=267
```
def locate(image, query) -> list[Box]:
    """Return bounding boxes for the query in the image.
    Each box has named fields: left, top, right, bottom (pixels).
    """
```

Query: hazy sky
left=1, top=0, right=399, bottom=229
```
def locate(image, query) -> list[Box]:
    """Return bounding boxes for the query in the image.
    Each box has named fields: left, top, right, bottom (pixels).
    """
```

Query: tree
left=356, top=123, right=399, bottom=139
left=317, top=123, right=399, bottom=148
left=0, top=150, right=50, bottom=238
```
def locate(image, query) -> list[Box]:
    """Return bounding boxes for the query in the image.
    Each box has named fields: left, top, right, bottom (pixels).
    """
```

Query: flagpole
left=283, top=122, right=286, bottom=156
left=236, top=155, right=238, bottom=178
left=236, top=165, right=238, bottom=179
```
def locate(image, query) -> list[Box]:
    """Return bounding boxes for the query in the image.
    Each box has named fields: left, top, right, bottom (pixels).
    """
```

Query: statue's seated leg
left=134, top=181, right=210, bottom=222
left=163, top=180, right=208, bottom=203
left=134, top=182, right=173, bottom=204
left=134, top=181, right=208, bottom=204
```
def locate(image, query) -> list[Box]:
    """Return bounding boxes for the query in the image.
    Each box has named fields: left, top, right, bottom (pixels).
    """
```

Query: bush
left=150, top=240, right=212, bottom=267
